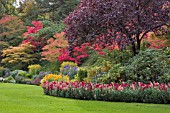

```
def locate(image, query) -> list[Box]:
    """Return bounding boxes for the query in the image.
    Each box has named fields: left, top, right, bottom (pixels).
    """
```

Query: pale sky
left=15, top=0, right=23, bottom=8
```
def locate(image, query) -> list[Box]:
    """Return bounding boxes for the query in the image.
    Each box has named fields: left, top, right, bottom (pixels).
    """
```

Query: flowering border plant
left=42, top=81, right=170, bottom=104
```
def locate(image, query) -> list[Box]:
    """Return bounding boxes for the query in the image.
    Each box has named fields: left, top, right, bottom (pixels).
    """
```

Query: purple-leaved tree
left=64, top=0, right=170, bottom=55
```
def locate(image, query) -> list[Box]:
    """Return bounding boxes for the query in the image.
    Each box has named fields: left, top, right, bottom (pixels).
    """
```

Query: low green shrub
left=10, top=70, right=28, bottom=83
left=28, top=64, right=41, bottom=76
left=3, top=76, right=15, bottom=83
left=32, top=71, right=51, bottom=85
left=40, top=60, right=60, bottom=73
left=0, top=67, right=10, bottom=77
left=124, top=49, right=170, bottom=83
left=15, top=75, right=25, bottom=83
left=10, top=70, right=22, bottom=78
left=76, top=68, right=88, bottom=81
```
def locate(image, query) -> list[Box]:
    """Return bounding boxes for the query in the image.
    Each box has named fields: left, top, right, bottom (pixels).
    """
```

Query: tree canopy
left=64, top=0, right=170, bottom=55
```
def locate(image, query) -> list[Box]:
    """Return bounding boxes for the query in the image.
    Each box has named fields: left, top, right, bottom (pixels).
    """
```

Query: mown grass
left=0, top=83, right=170, bottom=113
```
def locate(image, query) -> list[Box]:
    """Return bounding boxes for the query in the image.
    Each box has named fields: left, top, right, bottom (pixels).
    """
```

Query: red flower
left=97, top=51, right=106, bottom=55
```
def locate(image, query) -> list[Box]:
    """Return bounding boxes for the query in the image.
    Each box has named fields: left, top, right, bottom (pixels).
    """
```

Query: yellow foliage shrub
left=41, top=74, right=69, bottom=85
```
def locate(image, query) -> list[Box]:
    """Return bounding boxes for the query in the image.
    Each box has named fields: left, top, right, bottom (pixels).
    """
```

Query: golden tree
left=2, top=43, right=38, bottom=70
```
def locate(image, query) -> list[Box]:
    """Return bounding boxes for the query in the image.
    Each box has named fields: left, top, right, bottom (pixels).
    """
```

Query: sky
left=14, top=0, right=23, bottom=8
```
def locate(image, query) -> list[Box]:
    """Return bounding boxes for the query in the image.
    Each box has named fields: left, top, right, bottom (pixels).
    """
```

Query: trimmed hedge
left=42, top=81, right=170, bottom=104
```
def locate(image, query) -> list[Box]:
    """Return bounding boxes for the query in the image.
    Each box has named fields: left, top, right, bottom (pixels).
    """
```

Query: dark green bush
left=0, top=67, right=10, bottom=77
left=40, top=60, right=60, bottom=73
left=77, top=69, right=88, bottom=81
left=124, top=49, right=170, bottom=83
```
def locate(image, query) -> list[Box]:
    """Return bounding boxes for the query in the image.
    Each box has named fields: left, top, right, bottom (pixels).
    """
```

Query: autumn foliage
left=0, top=15, right=25, bottom=45
left=2, top=43, right=37, bottom=70
left=22, top=21, right=46, bottom=52
left=41, top=32, right=68, bottom=61
left=64, top=0, right=170, bottom=55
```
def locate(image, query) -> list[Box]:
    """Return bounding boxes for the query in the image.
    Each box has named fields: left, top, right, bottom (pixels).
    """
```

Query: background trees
left=0, top=0, right=170, bottom=84
left=0, top=15, right=25, bottom=65
left=0, top=15, right=25, bottom=46
left=34, top=0, right=80, bottom=22
left=0, top=0, right=18, bottom=17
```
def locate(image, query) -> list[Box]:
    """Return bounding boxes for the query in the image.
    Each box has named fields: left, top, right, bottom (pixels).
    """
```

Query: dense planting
left=42, top=81, right=170, bottom=104
left=0, top=0, right=170, bottom=105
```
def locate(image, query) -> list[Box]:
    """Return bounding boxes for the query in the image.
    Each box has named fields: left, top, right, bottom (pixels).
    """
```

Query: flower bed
left=42, top=81, right=170, bottom=104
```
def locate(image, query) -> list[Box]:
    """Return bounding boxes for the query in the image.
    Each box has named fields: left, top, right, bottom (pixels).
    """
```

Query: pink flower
left=153, top=81, right=159, bottom=87
left=117, top=86, right=124, bottom=91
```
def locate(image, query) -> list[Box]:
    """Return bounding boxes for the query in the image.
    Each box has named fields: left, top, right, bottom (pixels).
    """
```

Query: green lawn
left=0, top=83, right=170, bottom=113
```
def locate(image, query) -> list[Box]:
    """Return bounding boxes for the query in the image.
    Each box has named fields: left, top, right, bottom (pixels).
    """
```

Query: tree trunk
left=129, top=37, right=137, bottom=56
left=136, top=35, right=141, bottom=53
left=132, top=42, right=136, bottom=56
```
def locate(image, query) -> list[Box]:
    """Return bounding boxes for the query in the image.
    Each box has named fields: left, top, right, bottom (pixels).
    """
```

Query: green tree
left=0, top=0, right=18, bottom=17
left=18, top=0, right=40, bottom=24
left=34, top=0, right=80, bottom=22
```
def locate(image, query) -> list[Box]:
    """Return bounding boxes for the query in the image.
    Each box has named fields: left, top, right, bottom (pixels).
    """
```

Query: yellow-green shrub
left=2, top=43, right=37, bottom=70
left=60, top=61, right=77, bottom=71
left=28, top=64, right=41, bottom=75
left=41, top=74, right=69, bottom=85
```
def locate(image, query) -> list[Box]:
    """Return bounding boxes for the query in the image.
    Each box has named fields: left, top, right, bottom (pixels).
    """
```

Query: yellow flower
left=41, top=74, right=70, bottom=85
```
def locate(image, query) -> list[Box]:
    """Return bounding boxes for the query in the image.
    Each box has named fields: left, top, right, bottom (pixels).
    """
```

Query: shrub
left=32, top=71, right=51, bottom=85
left=82, top=50, right=131, bottom=83
left=3, top=76, right=15, bottom=83
left=40, top=60, right=60, bottom=73
left=17, top=70, right=27, bottom=77
left=41, top=74, right=69, bottom=85
left=124, top=49, right=170, bottom=83
left=10, top=70, right=28, bottom=83
left=84, top=60, right=113, bottom=83
left=76, top=68, right=88, bottom=81
left=10, top=70, right=22, bottom=78
left=60, top=62, right=78, bottom=79
left=0, top=67, right=10, bottom=77
left=85, top=67, right=99, bottom=82
left=15, top=75, right=25, bottom=83
left=81, top=50, right=103, bottom=67
left=60, top=62, right=77, bottom=70
left=103, top=63, right=125, bottom=83
left=28, top=64, right=41, bottom=76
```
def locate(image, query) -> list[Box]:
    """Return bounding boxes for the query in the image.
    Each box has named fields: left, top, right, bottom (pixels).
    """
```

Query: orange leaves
left=2, top=43, right=37, bottom=69
left=0, top=15, right=11, bottom=24
left=0, top=15, right=25, bottom=39
left=41, top=32, right=68, bottom=61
